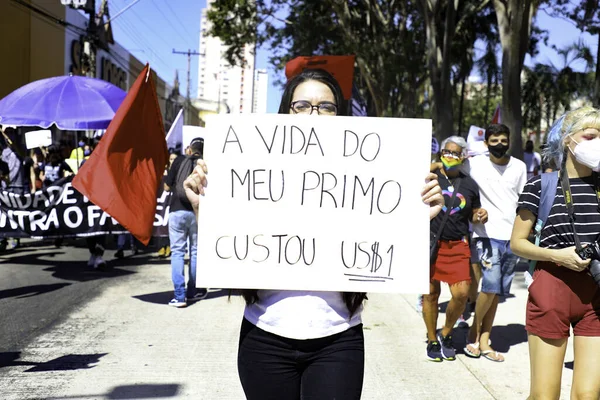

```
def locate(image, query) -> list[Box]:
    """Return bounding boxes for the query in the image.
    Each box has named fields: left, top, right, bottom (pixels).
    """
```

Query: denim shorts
left=473, top=238, right=519, bottom=296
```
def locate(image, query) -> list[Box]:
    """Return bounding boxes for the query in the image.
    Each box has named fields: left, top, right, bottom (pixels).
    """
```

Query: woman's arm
left=511, top=209, right=590, bottom=272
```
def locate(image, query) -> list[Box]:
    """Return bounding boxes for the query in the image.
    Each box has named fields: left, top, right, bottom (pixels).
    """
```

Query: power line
left=150, top=0, right=196, bottom=50
left=162, top=1, right=199, bottom=47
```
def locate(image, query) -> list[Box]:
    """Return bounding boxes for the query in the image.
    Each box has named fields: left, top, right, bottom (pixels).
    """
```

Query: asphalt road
left=0, top=238, right=165, bottom=356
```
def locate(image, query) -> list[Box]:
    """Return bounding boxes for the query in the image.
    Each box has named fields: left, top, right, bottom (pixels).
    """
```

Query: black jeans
left=237, top=318, right=364, bottom=400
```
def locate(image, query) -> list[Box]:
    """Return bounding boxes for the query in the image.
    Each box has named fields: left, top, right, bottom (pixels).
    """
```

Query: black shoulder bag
left=430, top=177, right=461, bottom=265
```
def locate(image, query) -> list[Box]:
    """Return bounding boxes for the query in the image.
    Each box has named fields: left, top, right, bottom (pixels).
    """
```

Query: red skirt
left=431, top=239, right=471, bottom=285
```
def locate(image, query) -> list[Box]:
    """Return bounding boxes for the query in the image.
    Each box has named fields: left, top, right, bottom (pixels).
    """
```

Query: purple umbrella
left=0, top=75, right=127, bottom=130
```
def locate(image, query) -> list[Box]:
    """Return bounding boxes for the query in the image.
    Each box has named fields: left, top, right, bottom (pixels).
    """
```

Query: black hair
left=241, top=68, right=366, bottom=316
left=277, top=68, right=346, bottom=116
left=485, top=124, right=510, bottom=142
left=189, top=138, right=204, bottom=158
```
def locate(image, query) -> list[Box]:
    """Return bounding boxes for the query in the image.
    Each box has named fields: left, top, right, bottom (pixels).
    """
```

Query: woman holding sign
left=183, top=69, right=444, bottom=400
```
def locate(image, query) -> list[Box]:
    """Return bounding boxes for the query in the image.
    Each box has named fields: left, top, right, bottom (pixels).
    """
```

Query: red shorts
left=431, top=239, right=471, bottom=285
left=526, top=262, right=600, bottom=339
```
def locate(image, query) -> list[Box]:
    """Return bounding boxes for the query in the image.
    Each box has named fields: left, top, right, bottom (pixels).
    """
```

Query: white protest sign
left=24, top=130, right=52, bottom=149
left=467, top=125, right=485, bottom=143
left=197, top=114, right=431, bottom=293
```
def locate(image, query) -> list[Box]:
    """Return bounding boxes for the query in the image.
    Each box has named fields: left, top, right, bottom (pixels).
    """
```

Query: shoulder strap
left=528, top=172, right=558, bottom=276
left=537, top=172, right=559, bottom=228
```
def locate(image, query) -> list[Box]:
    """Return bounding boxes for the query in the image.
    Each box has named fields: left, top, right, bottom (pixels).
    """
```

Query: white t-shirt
left=244, top=290, right=362, bottom=340
left=523, top=151, right=542, bottom=180
left=469, top=155, right=527, bottom=240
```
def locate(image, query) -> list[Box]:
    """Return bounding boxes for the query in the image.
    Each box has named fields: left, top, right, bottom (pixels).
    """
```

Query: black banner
left=0, top=177, right=171, bottom=238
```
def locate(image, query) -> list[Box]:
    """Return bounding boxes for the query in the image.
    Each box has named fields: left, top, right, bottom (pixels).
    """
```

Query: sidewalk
left=0, top=261, right=576, bottom=400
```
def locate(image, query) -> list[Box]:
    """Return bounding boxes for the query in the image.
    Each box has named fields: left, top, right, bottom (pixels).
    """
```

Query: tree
left=492, top=0, right=541, bottom=160
left=206, top=0, right=429, bottom=118
left=418, top=0, right=491, bottom=141
left=544, top=0, right=600, bottom=106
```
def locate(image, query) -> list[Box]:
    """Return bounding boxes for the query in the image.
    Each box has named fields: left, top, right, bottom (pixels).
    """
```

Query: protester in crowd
left=181, top=68, right=445, bottom=400
left=464, top=123, right=527, bottom=362
left=164, top=138, right=206, bottom=307
left=511, top=106, right=600, bottom=399
left=69, top=137, right=86, bottom=161
left=1, top=128, right=26, bottom=194
left=156, top=152, right=178, bottom=258
left=524, top=140, right=542, bottom=180
left=425, top=136, right=488, bottom=361
left=0, top=128, right=27, bottom=250
left=41, top=145, right=73, bottom=188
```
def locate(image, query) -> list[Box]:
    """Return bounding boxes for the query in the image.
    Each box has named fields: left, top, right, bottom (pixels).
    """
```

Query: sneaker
left=164, top=246, right=171, bottom=257
left=94, top=256, right=107, bottom=270
left=87, top=254, right=97, bottom=267
left=188, top=288, right=208, bottom=302
left=454, top=314, right=469, bottom=328
left=157, top=247, right=165, bottom=257
left=168, top=298, right=187, bottom=308
left=115, top=249, right=124, bottom=259
left=427, top=341, right=443, bottom=362
left=7, top=238, right=19, bottom=250
left=437, top=331, right=456, bottom=361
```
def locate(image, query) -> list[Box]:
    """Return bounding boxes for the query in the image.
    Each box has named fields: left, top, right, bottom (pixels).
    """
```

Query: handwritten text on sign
left=197, top=114, right=431, bottom=293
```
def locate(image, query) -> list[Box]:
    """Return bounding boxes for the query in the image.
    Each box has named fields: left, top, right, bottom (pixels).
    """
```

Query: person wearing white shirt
left=523, top=140, right=542, bottom=180
left=464, top=124, right=527, bottom=362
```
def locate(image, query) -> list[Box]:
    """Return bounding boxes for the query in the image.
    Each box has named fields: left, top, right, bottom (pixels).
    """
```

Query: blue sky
left=107, top=0, right=598, bottom=113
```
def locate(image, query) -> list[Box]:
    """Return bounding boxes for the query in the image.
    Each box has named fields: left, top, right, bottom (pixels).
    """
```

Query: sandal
left=464, top=342, right=480, bottom=358
left=481, top=349, right=504, bottom=362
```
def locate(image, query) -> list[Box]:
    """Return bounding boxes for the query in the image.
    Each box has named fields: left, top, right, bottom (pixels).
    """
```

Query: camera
left=576, top=243, right=600, bottom=286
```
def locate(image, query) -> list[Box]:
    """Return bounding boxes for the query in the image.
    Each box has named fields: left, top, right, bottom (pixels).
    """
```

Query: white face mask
left=570, top=137, right=600, bottom=172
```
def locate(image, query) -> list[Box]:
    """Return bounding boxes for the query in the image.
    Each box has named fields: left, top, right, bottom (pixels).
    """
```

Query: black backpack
left=174, top=155, right=200, bottom=204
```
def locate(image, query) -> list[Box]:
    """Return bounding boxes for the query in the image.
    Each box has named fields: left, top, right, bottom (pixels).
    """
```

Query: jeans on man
left=168, top=210, right=197, bottom=301
left=474, top=238, right=519, bottom=296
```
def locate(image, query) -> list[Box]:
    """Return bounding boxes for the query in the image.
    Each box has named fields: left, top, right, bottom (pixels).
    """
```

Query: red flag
left=73, top=64, right=168, bottom=245
left=491, top=104, right=502, bottom=124
left=285, top=55, right=355, bottom=100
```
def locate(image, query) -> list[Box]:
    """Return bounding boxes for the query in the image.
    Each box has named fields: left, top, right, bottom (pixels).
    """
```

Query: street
left=0, top=244, right=581, bottom=399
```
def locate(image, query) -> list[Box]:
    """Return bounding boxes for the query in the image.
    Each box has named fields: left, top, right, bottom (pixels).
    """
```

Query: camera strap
left=559, top=156, right=600, bottom=252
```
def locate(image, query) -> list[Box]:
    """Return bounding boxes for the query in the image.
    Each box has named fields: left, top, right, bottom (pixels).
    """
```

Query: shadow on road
left=43, top=383, right=182, bottom=399
left=0, top=283, right=72, bottom=300
left=133, top=289, right=240, bottom=306
left=0, top=351, right=107, bottom=372
left=452, top=323, right=528, bottom=354
left=0, top=251, right=137, bottom=282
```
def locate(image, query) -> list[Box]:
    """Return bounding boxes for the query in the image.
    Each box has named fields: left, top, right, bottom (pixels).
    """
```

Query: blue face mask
left=84, top=149, right=91, bottom=156
left=78, top=141, right=85, bottom=147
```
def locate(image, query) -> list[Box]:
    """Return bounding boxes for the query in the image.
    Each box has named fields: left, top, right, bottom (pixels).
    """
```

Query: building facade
left=197, top=0, right=267, bottom=114
left=0, top=0, right=199, bottom=132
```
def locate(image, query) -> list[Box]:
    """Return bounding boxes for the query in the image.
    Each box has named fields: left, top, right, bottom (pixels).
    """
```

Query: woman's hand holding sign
left=423, top=173, right=443, bottom=221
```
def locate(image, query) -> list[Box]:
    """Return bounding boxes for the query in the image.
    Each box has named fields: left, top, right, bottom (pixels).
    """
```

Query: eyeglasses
left=290, top=100, right=338, bottom=116
left=441, top=149, right=463, bottom=158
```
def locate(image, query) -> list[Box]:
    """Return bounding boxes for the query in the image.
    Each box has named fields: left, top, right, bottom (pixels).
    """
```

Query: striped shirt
left=517, top=175, right=600, bottom=249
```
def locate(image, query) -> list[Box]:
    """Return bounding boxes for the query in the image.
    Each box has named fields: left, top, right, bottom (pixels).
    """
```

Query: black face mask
left=488, top=143, right=509, bottom=159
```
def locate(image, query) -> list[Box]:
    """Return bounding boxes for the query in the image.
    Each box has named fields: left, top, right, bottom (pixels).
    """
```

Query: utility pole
left=172, top=49, right=201, bottom=124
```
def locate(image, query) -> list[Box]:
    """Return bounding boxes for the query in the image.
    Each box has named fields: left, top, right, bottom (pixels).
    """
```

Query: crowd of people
left=180, top=69, right=600, bottom=400
left=2, top=66, right=600, bottom=399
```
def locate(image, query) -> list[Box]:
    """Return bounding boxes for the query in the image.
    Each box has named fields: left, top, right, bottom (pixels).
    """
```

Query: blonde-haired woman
left=511, top=106, right=600, bottom=399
